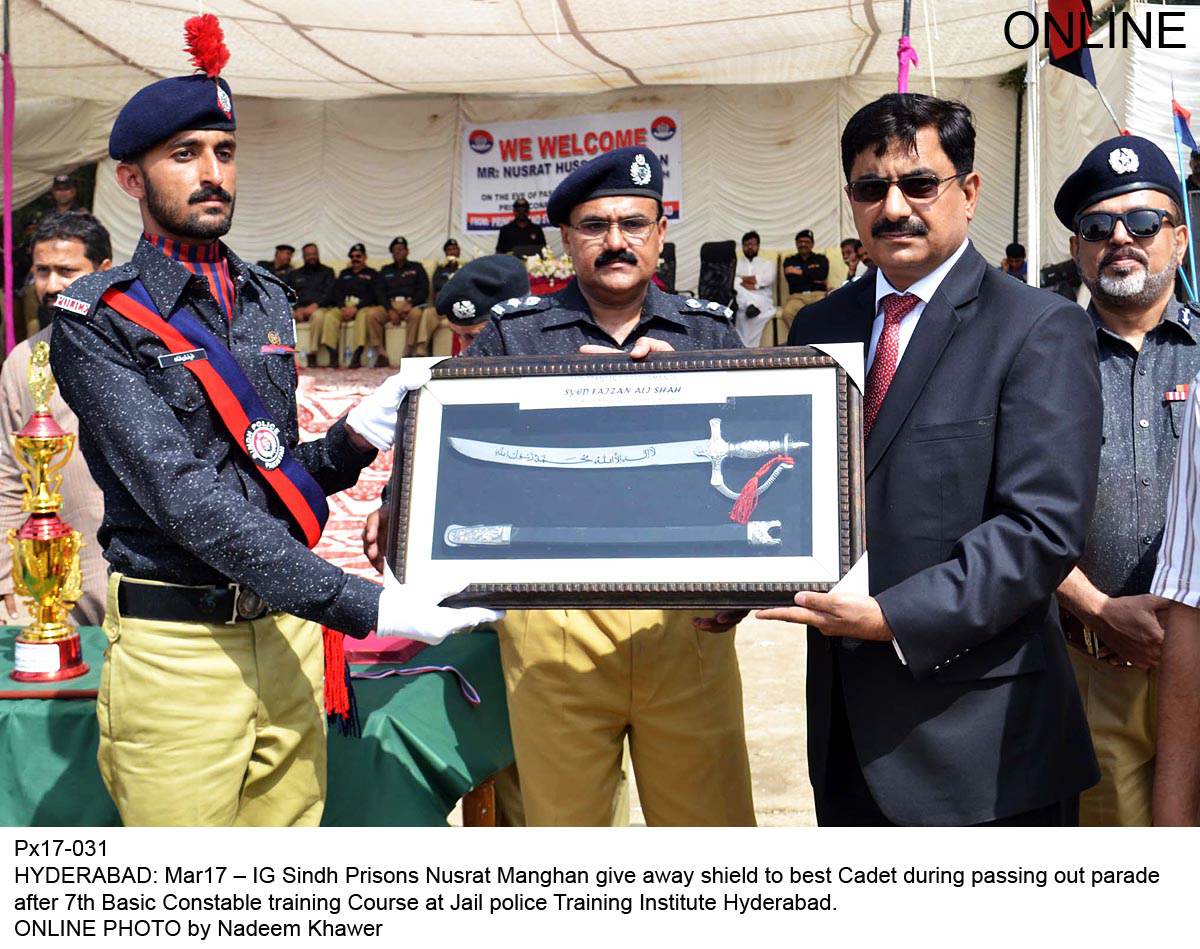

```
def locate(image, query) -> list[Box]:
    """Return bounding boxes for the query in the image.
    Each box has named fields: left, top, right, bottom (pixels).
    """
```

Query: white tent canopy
left=11, top=1, right=1030, bottom=100
left=5, top=2, right=1199, bottom=291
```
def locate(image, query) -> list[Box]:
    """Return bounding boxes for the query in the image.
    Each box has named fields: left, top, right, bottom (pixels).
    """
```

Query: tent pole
left=1013, top=77, right=1023, bottom=244
left=1025, top=1, right=1040, bottom=286
left=897, top=1, right=918, bottom=94
left=2, top=0, right=14, bottom=355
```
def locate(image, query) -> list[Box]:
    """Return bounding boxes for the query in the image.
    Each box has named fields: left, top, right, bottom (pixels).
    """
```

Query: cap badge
left=215, top=84, right=232, bottom=119
left=452, top=300, right=476, bottom=320
left=630, top=153, right=653, bottom=186
left=267, top=330, right=282, bottom=345
left=1108, top=147, right=1139, bottom=175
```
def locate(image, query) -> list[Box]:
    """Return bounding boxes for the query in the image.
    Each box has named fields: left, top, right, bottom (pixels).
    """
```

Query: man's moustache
left=189, top=187, right=233, bottom=205
left=872, top=218, right=928, bottom=238
left=594, top=250, right=639, bottom=267
left=1100, top=249, right=1148, bottom=269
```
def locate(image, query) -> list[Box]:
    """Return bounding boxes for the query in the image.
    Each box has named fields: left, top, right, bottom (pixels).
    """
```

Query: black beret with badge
left=109, top=15, right=235, bottom=162
left=1054, top=134, right=1185, bottom=229
left=546, top=146, right=664, bottom=226
left=436, top=255, right=530, bottom=326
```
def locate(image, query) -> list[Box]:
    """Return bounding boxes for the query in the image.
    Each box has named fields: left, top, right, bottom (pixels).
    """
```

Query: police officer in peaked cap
left=466, top=146, right=756, bottom=827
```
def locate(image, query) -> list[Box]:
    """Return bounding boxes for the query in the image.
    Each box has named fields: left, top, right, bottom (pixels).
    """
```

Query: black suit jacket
left=789, top=243, right=1102, bottom=825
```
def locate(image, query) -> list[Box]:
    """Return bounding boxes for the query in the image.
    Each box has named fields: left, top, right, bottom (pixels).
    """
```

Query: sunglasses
left=845, top=172, right=967, bottom=204
left=1074, top=208, right=1175, bottom=242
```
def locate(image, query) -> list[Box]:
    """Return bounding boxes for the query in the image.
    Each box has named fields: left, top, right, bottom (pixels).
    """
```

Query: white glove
left=375, top=564, right=504, bottom=645
left=345, top=359, right=437, bottom=451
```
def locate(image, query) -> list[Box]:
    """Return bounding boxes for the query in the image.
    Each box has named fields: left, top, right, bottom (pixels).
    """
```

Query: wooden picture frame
left=386, top=347, right=864, bottom=608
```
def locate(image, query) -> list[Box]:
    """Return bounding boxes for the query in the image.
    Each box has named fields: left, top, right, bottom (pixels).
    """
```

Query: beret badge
left=1108, top=147, right=1139, bottom=175
left=452, top=300, right=476, bottom=320
left=630, top=154, right=653, bottom=186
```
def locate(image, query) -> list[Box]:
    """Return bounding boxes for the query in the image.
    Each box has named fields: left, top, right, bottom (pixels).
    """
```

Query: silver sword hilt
left=694, top=418, right=805, bottom=501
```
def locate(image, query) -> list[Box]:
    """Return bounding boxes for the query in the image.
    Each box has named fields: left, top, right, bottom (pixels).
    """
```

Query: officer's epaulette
left=51, top=264, right=138, bottom=320
left=1179, top=300, right=1200, bottom=331
left=489, top=294, right=551, bottom=318
left=678, top=295, right=734, bottom=323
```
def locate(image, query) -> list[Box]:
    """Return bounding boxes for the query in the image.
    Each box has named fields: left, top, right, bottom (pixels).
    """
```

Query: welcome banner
left=462, top=110, right=683, bottom=232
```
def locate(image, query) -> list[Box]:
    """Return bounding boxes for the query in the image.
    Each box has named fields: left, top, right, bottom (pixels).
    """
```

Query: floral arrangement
left=523, top=246, right=575, bottom=280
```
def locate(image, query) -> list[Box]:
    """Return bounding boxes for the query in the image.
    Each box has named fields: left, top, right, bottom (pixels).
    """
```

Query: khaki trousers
left=1070, top=648, right=1157, bottom=826
left=497, top=608, right=755, bottom=826
left=96, top=573, right=326, bottom=826
left=777, top=291, right=826, bottom=338
left=301, top=307, right=341, bottom=354
left=319, top=305, right=376, bottom=353
left=364, top=305, right=438, bottom=354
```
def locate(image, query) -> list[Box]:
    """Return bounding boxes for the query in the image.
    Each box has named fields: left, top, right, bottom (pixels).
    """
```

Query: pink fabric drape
left=3, top=52, right=14, bottom=355
left=897, top=36, right=919, bottom=94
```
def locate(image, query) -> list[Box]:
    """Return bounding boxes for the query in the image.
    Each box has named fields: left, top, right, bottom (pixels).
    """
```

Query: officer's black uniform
left=783, top=252, right=830, bottom=293
left=469, top=278, right=741, bottom=356
left=331, top=265, right=382, bottom=307
left=495, top=219, right=547, bottom=255
left=378, top=259, right=430, bottom=306
left=284, top=261, right=335, bottom=307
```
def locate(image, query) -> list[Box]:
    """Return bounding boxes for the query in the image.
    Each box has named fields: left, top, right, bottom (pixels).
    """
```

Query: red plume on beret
left=184, top=14, right=230, bottom=79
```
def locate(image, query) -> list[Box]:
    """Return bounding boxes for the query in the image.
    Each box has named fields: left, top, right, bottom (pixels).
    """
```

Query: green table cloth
left=0, top=626, right=512, bottom=826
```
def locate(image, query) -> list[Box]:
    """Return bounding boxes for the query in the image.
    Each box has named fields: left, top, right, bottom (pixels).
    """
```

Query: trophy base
left=10, top=634, right=89, bottom=682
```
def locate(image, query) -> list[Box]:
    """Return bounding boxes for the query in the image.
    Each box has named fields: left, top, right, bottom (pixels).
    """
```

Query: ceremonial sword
left=444, top=520, right=782, bottom=548
left=447, top=418, right=807, bottom=502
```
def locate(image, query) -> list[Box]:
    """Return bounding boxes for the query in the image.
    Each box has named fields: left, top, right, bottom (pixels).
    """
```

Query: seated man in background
left=1, top=211, right=111, bottom=627
left=324, top=243, right=385, bottom=367
left=285, top=242, right=337, bottom=367
left=257, top=243, right=294, bottom=279
left=433, top=239, right=463, bottom=295
left=733, top=229, right=777, bottom=347
left=1000, top=242, right=1028, bottom=282
left=779, top=228, right=829, bottom=330
left=840, top=237, right=864, bottom=285
left=365, top=236, right=435, bottom=367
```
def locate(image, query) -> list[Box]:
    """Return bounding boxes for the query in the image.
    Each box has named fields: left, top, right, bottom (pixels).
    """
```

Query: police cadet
left=364, top=236, right=435, bottom=367
left=468, top=146, right=756, bottom=826
left=325, top=242, right=385, bottom=366
left=1053, top=135, right=1198, bottom=825
left=47, top=15, right=498, bottom=827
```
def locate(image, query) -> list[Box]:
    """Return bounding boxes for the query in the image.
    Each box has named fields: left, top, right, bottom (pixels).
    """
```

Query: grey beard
left=1087, top=256, right=1177, bottom=309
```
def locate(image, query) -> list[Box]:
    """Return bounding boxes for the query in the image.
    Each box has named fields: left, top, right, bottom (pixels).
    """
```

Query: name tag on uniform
left=157, top=349, right=208, bottom=368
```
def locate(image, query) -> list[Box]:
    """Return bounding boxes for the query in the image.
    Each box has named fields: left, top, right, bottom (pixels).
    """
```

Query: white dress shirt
left=865, top=238, right=970, bottom=373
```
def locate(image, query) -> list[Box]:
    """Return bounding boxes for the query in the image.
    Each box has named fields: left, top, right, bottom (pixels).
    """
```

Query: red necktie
left=863, top=292, right=920, bottom=437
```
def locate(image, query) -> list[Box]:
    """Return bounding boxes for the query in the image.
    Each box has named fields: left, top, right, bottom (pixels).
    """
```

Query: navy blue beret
left=546, top=146, right=663, bottom=226
left=109, top=75, right=235, bottom=162
left=1054, top=135, right=1184, bottom=229
left=436, top=255, right=530, bottom=325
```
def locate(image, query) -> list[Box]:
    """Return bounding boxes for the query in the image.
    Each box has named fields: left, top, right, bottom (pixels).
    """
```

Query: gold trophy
left=7, top=341, right=87, bottom=681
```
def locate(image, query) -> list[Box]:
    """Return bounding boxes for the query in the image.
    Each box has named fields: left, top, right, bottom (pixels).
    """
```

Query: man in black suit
left=762, top=93, right=1103, bottom=825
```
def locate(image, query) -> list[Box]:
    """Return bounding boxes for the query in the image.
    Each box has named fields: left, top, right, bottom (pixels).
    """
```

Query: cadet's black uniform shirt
left=48, top=237, right=381, bottom=637
left=495, top=220, right=547, bottom=255
left=467, top=278, right=742, bottom=356
left=284, top=262, right=336, bottom=308
left=331, top=265, right=382, bottom=308
left=783, top=252, right=829, bottom=294
left=378, top=261, right=430, bottom=307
